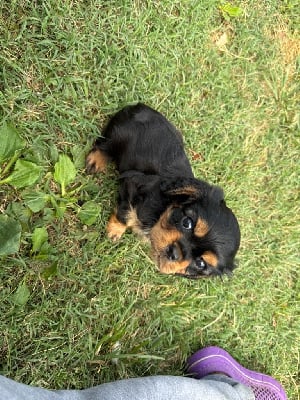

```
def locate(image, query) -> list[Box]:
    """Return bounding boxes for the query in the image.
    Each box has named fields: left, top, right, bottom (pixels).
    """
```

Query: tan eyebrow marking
left=202, top=251, right=218, bottom=268
left=194, top=218, right=209, bottom=238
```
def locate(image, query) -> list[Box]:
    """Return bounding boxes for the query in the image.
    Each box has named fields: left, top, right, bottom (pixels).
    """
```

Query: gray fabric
left=0, top=374, right=254, bottom=400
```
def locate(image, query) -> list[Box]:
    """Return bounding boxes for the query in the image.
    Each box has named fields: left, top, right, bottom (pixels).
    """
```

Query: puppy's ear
left=209, top=185, right=225, bottom=204
left=160, top=178, right=200, bottom=199
left=160, top=178, right=224, bottom=204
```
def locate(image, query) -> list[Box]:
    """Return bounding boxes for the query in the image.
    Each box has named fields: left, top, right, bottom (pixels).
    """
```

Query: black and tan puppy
left=86, top=103, right=240, bottom=278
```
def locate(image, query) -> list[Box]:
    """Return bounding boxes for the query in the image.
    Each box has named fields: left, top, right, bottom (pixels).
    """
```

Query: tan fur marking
left=159, top=259, right=190, bottom=274
left=150, top=207, right=190, bottom=274
left=107, top=213, right=127, bottom=241
left=107, top=208, right=146, bottom=241
left=126, top=208, right=145, bottom=237
left=202, top=251, right=218, bottom=268
left=150, top=208, right=182, bottom=253
left=194, top=218, right=209, bottom=238
left=86, top=149, right=109, bottom=173
left=168, top=185, right=199, bottom=197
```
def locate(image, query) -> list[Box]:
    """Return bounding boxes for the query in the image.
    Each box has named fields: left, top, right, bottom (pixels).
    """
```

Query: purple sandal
left=186, top=346, right=287, bottom=400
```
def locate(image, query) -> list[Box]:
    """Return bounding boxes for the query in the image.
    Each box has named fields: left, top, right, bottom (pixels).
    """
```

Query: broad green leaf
left=0, top=215, right=22, bottom=256
left=0, top=159, right=42, bottom=188
left=0, top=122, right=25, bottom=163
left=5, top=202, right=31, bottom=230
left=32, top=241, right=54, bottom=259
left=56, top=202, right=67, bottom=218
left=78, top=201, right=101, bottom=225
left=31, top=226, right=48, bottom=253
left=71, top=144, right=87, bottom=169
left=23, top=191, right=49, bottom=213
left=13, top=281, right=30, bottom=306
left=42, top=262, right=58, bottom=280
left=53, top=154, right=76, bottom=196
left=40, top=208, right=55, bottom=224
left=220, top=3, right=243, bottom=18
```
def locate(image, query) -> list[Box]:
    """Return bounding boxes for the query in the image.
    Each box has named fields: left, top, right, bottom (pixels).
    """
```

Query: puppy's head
left=150, top=178, right=240, bottom=278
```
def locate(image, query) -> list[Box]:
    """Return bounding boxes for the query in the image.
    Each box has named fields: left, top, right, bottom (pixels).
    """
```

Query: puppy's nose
left=186, top=260, right=212, bottom=277
left=166, top=244, right=181, bottom=261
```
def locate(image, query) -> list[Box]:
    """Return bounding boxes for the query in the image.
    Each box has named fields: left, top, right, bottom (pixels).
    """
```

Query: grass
left=0, top=0, right=299, bottom=397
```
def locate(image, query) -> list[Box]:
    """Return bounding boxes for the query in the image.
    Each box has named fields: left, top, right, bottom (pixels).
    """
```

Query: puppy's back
left=100, top=103, right=192, bottom=177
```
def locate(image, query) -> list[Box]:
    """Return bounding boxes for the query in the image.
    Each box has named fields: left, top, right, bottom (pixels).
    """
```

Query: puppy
left=86, top=103, right=240, bottom=278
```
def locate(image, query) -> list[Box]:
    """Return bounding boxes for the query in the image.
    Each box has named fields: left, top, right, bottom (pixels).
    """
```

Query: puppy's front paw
left=107, top=214, right=127, bottom=241
left=86, top=149, right=109, bottom=174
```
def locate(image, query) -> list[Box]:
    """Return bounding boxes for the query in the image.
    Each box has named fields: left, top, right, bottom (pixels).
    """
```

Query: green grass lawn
left=0, top=0, right=299, bottom=398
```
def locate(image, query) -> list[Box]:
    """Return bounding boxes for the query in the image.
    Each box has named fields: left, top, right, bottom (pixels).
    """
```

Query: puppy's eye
left=196, top=258, right=206, bottom=269
left=181, top=216, right=193, bottom=230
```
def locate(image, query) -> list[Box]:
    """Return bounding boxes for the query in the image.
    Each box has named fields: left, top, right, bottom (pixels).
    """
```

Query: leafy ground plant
left=0, top=122, right=41, bottom=255
left=0, top=1, right=299, bottom=399
left=0, top=121, right=100, bottom=293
